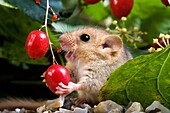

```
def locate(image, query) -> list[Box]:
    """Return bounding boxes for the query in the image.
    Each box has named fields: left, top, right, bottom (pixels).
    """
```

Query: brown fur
left=59, top=27, right=133, bottom=105
left=0, top=27, right=133, bottom=110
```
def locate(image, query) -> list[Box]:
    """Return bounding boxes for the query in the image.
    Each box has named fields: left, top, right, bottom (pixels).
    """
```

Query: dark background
left=0, top=58, right=57, bottom=100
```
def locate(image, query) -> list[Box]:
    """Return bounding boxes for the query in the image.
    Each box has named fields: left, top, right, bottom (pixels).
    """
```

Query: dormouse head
left=59, top=27, right=123, bottom=63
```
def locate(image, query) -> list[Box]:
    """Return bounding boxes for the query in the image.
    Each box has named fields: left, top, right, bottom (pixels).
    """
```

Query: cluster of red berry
left=25, top=0, right=70, bottom=96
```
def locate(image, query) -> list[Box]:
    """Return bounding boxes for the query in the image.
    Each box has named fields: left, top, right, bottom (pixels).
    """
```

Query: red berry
left=36, top=0, right=40, bottom=4
left=45, top=64, right=70, bottom=94
left=110, top=0, right=134, bottom=19
left=84, top=0, right=101, bottom=4
left=161, top=0, right=170, bottom=6
left=52, top=14, right=58, bottom=22
left=25, top=30, right=49, bottom=59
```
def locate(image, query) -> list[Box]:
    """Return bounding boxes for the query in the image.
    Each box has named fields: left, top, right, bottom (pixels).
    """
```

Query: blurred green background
left=0, top=0, right=170, bottom=100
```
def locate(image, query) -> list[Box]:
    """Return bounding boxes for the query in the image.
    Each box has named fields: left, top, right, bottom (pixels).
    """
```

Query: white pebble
left=145, top=101, right=170, bottom=113
left=15, top=108, right=21, bottom=113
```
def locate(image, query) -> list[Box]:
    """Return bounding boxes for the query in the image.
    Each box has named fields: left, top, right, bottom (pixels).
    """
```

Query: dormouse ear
left=101, top=35, right=123, bottom=52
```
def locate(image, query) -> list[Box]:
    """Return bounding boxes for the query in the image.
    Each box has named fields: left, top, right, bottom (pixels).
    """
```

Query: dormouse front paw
left=55, top=82, right=81, bottom=96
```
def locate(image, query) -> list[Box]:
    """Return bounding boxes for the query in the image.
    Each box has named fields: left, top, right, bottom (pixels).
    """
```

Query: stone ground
left=0, top=100, right=170, bottom=113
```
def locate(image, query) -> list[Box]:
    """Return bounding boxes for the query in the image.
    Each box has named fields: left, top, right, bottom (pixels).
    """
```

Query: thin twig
left=44, top=0, right=57, bottom=64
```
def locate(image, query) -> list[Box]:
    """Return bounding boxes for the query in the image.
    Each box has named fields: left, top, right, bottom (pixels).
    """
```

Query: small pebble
left=93, top=100, right=123, bottom=113
left=43, top=111, right=49, bottom=113
left=108, top=108, right=122, bottom=113
left=37, top=105, right=46, bottom=113
left=2, top=109, right=9, bottom=113
left=15, top=108, right=20, bottom=113
left=73, top=107, right=88, bottom=113
left=125, top=102, right=143, bottom=113
left=145, top=101, right=170, bottom=113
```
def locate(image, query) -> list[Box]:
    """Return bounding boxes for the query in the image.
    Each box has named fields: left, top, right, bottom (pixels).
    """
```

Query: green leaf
left=82, top=1, right=110, bottom=22
left=129, top=0, right=165, bottom=19
left=0, top=5, right=50, bottom=65
left=99, top=45, right=170, bottom=108
left=158, top=49, right=170, bottom=102
left=51, top=21, right=84, bottom=33
left=0, top=0, right=15, bottom=8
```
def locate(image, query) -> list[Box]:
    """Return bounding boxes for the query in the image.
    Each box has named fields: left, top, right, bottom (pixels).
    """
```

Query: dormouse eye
left=80, top=34, right=90, bottom=42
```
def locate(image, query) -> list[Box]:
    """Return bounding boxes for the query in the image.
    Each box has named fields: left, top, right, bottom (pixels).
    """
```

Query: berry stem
left=156, top=41, right=165, bottom=49
left=162, top=37, right=167, bottom=47
left=167, top=38, right=169, bottom=45
left=44, top=0, right=57, bottom=64
left=49, top=6, right=55, bottom=15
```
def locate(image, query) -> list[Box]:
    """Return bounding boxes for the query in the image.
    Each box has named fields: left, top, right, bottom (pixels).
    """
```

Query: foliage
left=0, top=6, right=50, bottom=66
left=98, top=45, right=170, bottom=108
